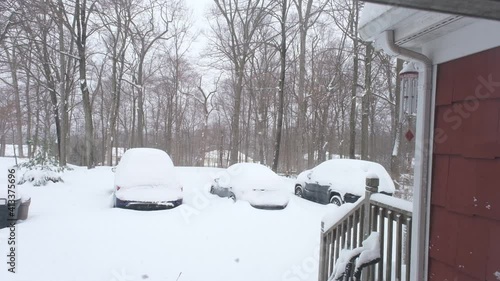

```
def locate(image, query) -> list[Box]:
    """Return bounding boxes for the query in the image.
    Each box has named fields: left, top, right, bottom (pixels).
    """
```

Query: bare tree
left=49, top=0, right=99, bottom=168
left=193, top=75, right=220, bottom=165
left=271, top=0, right=290, bottom=172
left=2, top=41, right=24, bottom=157
left=210, top=0, right=273, bottom=165
left=292, top=0, right=328, bottom=169
left=361, top=42, right=373, bottom=160
left=0, top=0, right=21, bottom=44
left=98, top=0, right=133, bottom=165
left=128, top=0, right=178, bottom=147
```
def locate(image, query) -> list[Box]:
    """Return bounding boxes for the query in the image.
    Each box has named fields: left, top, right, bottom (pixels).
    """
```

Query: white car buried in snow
left=113, top=148, right=183, bottom=210
left=209, top=163, right=290, bottom=210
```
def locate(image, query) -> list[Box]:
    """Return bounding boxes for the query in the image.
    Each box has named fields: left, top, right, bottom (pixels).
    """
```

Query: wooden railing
left=318, top=177, right=413, bottom=281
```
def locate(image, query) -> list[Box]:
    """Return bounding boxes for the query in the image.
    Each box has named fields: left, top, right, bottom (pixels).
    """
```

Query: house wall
left=428, top=46, right=500, bottom=280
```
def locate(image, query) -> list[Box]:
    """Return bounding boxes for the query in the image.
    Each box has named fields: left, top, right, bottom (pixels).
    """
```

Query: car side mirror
left=111, top=167, right=116, bottom=173
left=307, top=171, right=312, bottom=180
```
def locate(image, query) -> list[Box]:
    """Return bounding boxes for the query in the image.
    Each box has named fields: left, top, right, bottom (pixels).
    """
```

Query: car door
left=302, top=170, right=316, bottom=199
left=303, top=171, right=317, bottom=201
left=305, top=182, right=331, bottom=204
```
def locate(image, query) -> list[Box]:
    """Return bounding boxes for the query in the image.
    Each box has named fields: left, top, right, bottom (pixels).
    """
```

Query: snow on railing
left=318, top=176, right=413, bottom=281
left=330, top=232, right=381, bottom=281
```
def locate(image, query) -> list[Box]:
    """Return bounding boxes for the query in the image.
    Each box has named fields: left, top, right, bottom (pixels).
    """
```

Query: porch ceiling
left=361, top=0, right=500, bottom=21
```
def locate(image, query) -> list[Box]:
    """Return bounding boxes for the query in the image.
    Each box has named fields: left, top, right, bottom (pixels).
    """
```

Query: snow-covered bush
left=16, top=150, right=69, bottom=186
left=18, top=169, right=63, bottom=187
left=394, top=173, right=413, bottom=202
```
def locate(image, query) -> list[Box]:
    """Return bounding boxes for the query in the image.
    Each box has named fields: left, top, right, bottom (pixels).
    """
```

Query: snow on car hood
left=245, top=189, right=290, bottom=207
left=296, top=169, right=311, bottom=185
left=310, top=159, right=395, bottom=195
left=114, top=148, right=179, bottom=189
left=115, top=185, right=182, bottom=202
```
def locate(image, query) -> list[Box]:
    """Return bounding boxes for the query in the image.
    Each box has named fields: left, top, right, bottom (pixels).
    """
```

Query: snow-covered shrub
left=16, top=150, right=69, bottom=186
left=394, top=173, right=413, bottom=202
left=18, top=169, right=63, bottom=186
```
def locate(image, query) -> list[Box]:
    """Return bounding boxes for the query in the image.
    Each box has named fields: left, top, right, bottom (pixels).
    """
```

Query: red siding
left=429, top=46, right=500, bottom=281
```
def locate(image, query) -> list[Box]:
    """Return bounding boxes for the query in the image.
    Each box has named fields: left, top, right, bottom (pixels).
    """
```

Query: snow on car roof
left=114, top=148, right=177, bottom=188
left=219, top=163, right=282, bottom=190
left=311, top=159, right=395, bottom=195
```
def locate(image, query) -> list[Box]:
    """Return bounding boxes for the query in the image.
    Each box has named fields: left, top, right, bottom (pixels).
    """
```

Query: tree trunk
left=24, top=55, right=32, bottom=158
left=57, top=19, right=69, bottom=166
left=361, top=43, right=373, bottom=160
left=272, top=2, right=287, bottom=172
left=348, top=0, right=359, bottom=159
left=40, top=32, right=62, bottom=161
left=73, top=0, right=95, bottom=168
left=106, top=55, right=119, bottom=165
left=229, top=65, right=244, bottom=165
left=297, top=26, right=308, bottom=170
left=79, top=50, right=94, bottom=168
left=4, top=46, right=24, bottom=158
left=136, top=58, right=145, bottom=147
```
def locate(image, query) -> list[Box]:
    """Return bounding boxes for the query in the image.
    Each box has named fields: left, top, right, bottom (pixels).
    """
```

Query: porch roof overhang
left=359, top=0, right=500, bottom=21
left=359, top=3, right=475, bottom=54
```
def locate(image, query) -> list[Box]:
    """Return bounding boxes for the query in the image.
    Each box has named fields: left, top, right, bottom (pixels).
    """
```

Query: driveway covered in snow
left=0, top=158, right=337, bottom=281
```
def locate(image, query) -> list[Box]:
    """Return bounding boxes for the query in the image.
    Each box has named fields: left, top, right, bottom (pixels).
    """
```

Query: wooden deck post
left=363, top=175, right=379, bottom=238
left=318, top=221, right=327, bottom=281
left=361, top=175, right=379, bottom=281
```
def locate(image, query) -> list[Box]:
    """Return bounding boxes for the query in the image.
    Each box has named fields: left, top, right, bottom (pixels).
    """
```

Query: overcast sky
left=184, top=0, right=221, bottom=86
left=184, top=0, right=212, bottom=57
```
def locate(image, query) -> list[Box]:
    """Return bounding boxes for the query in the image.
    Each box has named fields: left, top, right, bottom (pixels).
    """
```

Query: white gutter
left=379, top=30, right=433, bottom=281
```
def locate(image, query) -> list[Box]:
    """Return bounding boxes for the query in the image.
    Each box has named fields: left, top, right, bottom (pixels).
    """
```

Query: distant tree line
left=0, top=0, right=415, bottom=181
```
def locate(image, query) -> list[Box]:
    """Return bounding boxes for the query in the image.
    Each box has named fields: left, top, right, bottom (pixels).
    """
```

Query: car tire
left=330, top=195, right=342, bottom=206
left=229, top=192, right=236, bottom=202
left=295, top=186, right=303, bottom=198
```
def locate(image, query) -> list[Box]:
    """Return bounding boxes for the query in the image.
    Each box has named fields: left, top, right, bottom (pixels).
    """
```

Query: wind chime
left=399, top=62, right=419, bottom=142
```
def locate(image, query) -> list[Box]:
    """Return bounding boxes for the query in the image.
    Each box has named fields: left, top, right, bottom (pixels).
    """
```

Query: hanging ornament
left=405, top=129, right=415, bottom=142
left=399, top=62, right=419, bottom=116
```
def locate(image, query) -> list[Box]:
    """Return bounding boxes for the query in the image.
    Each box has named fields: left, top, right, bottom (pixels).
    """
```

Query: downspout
left=381, top=30, right=433, bottom=281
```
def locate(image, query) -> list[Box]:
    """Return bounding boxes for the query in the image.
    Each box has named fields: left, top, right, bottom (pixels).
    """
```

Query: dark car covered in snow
left=294, top=159, right=395, bottom=206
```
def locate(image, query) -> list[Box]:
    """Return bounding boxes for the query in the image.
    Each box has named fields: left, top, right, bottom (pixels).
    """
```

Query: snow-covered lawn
left=0, top=157, right=337, bottom=281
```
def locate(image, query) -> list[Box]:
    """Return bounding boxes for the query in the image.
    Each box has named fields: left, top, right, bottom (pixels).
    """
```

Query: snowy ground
left=0, top=157, right=337, bottom=281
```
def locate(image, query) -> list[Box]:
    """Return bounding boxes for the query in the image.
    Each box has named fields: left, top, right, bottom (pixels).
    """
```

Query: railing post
left=361, top=175, right=379, bottom=281
left=363, top=175, right=379, bottom=239
left=318, top=221, right=327, bottom=281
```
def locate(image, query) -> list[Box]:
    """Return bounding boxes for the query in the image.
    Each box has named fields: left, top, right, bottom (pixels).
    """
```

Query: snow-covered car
left=295, top=169, right=311, bottom=191
left=113, top=148, right=183, bottom=210
left=210, top=163, right=290, bottom=210
left=294, top=159, right=395, bottom=206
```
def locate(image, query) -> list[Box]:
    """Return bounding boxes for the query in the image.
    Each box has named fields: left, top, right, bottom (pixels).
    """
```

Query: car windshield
left=2, top=0, right=491, bottom=280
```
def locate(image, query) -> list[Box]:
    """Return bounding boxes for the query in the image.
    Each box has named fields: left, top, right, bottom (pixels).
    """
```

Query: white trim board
left=423, top=19, right=500, bottom=64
